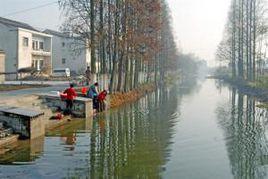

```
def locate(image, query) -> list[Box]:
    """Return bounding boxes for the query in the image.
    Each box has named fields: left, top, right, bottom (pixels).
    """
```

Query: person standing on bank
left=63, top=84, right=77, bottom=114
left=85, top=66, right=91, bottom=85
left=87, top=82, right=99, bottom=113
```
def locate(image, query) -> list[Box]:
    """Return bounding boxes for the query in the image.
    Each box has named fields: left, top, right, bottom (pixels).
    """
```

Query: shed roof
left=0, top=106, right=44, bottom=119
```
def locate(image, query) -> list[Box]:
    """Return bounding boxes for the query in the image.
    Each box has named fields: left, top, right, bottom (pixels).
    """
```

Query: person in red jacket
left=63, top=84, right=77, bottom=112
left=98, top=90, right=108, bottom=112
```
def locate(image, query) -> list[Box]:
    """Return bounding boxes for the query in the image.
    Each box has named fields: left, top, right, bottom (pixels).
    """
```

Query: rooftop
left=0, top=17, right=38, bottom=31
left=43, top=29, right=70, bottom=38
left=0, top=106, right=44, bottom=119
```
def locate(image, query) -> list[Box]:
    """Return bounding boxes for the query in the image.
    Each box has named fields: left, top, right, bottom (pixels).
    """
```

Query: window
left=62, top=58, right=66, bottom=64
left=39, top=60, right=44, bottom=69
left=39, top=42, right=44, bottom=50
left=23, top=37, right=29, bottom=46
left=54, top=69, right=66, bottom=73
left=32, top=40, right=38, bottom=50
left=62, top=42, right=65, bottom=47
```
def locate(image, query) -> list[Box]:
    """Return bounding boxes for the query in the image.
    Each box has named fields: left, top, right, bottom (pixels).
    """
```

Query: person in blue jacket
left=87, top=82, right=99, bottom=111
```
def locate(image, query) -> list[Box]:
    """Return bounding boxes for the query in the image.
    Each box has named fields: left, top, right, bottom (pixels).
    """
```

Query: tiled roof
left=0, top=17, right=38, bottom=31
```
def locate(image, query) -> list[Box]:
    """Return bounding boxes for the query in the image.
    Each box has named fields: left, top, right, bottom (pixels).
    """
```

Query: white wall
left=0, top=52, right=5, bottom=82
left=51, top=35, right=90, bottom=74
left=0, top=23, right=18, bottom=79
left=18, top=29, right=32, bottom=69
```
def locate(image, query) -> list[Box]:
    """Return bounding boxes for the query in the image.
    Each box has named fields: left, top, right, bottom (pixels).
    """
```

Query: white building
left=0, top=17, right=52, bottom=80
left=44, top=29, right=90, bottom=75
left=0, top=50, right=5, bottom=82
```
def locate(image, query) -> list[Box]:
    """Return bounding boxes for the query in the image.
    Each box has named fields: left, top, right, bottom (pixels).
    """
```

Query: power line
left=2, top=1, right=58, bottom=17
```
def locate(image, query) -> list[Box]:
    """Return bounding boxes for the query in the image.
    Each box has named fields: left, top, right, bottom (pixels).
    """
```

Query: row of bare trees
left=216, top=0, right=268, bottom=81
left=59, top=0, right=178, bottom=93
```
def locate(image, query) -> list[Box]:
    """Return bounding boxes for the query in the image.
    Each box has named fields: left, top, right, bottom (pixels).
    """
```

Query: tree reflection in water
left=0, top=83, right=182, bottom=178
left=88, top=85, right=181, bottom=178
left=216, top=88, right=268, bottom=179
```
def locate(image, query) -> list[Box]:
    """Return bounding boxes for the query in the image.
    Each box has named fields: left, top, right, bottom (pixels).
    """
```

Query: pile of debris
left=0, top=122, right=13, bottom=139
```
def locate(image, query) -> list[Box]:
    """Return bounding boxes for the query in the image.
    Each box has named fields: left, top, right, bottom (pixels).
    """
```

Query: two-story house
left=44, top=29, right=90, bottom=75
left=0, top=17, right=52, bottom=80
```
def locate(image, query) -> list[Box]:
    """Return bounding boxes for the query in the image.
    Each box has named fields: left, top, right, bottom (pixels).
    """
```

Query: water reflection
left=0, top=84, right=181, bottom=178
left=0, top=136, right=44, bottom=164
left=216, top=88, right=268, bottom=179
left=3, top=79, right=268, bottom=178
left=87, top=85, right=181, bottom=178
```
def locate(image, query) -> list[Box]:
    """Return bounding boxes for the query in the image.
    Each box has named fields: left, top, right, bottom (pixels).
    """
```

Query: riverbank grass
left=247, top=76, right=268, bottom=90
left=256, top=103, right=268, bottom=109
left=109, top=84, right=155, bottom=108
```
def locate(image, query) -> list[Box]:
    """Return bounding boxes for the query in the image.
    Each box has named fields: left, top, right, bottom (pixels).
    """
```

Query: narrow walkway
left=0, top=84, right=68, bottom=99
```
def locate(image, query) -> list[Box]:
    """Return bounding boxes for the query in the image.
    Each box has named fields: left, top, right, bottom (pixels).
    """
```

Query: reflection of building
left=0, top=136, right=44, bottom=164
left=0, top=17, right=52, bottom=80
left=44, top=29, right=90, bottom=74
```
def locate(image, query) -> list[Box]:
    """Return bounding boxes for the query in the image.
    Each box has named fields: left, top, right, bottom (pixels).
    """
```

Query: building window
left=39, top=60, right=44, bottom=69
left=62, top=42, right=65, bottom=47
left=32, top=40, right=38, bottom=50
left=39, top=42, right=44, bottom=50
left=62, top=58, right=66, bottom=64
left=23, top=37, right=29, bottom=46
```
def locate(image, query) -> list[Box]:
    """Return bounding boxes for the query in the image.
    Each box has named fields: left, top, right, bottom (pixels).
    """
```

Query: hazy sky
left=0, top=0, right=231, bottom=66
left=0, top=0, right=61, bottom=29
left=167, top=0, right=231, bottom=66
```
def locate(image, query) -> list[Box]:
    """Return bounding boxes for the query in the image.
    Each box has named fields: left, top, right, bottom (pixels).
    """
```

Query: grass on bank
left=256, top=103, right=268, bottom=109
left=216, top=72, right=268, bottom=90
left=110, top=83, right=155, bottom=108
left=247, top=76, right=268, bottom=89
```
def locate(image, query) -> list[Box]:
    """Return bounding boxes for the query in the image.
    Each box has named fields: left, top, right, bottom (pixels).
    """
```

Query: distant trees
left=59, top=0, right=178, bottom=93
left=216, top=0, right=268, bottom=81
left=178, top=53, right=206, bottom=79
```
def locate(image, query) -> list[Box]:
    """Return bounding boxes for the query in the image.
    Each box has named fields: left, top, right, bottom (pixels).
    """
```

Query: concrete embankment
left=0, top=94, right=93, bottom=149
left=0, top=83, right=156, bottom=149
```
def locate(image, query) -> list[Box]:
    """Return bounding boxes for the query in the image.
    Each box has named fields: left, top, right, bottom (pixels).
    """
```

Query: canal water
left=0, top=79, right=268, bottom=178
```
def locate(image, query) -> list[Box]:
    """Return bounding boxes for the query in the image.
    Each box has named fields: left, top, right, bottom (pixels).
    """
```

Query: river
left=0, top=79, right=268, bottom=179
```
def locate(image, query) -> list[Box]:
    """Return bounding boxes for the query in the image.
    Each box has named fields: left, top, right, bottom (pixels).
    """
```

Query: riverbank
left=109, top=84, right=156, bottom=108
left=0, top=83, right=156, bottom=151
left=108, top=72, right=179, bottom=108
left=215, top=76, right=268, bottom=104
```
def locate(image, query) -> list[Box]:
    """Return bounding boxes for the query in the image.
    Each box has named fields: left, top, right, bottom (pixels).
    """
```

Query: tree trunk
left=90, top=0, right=96, bottom=73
